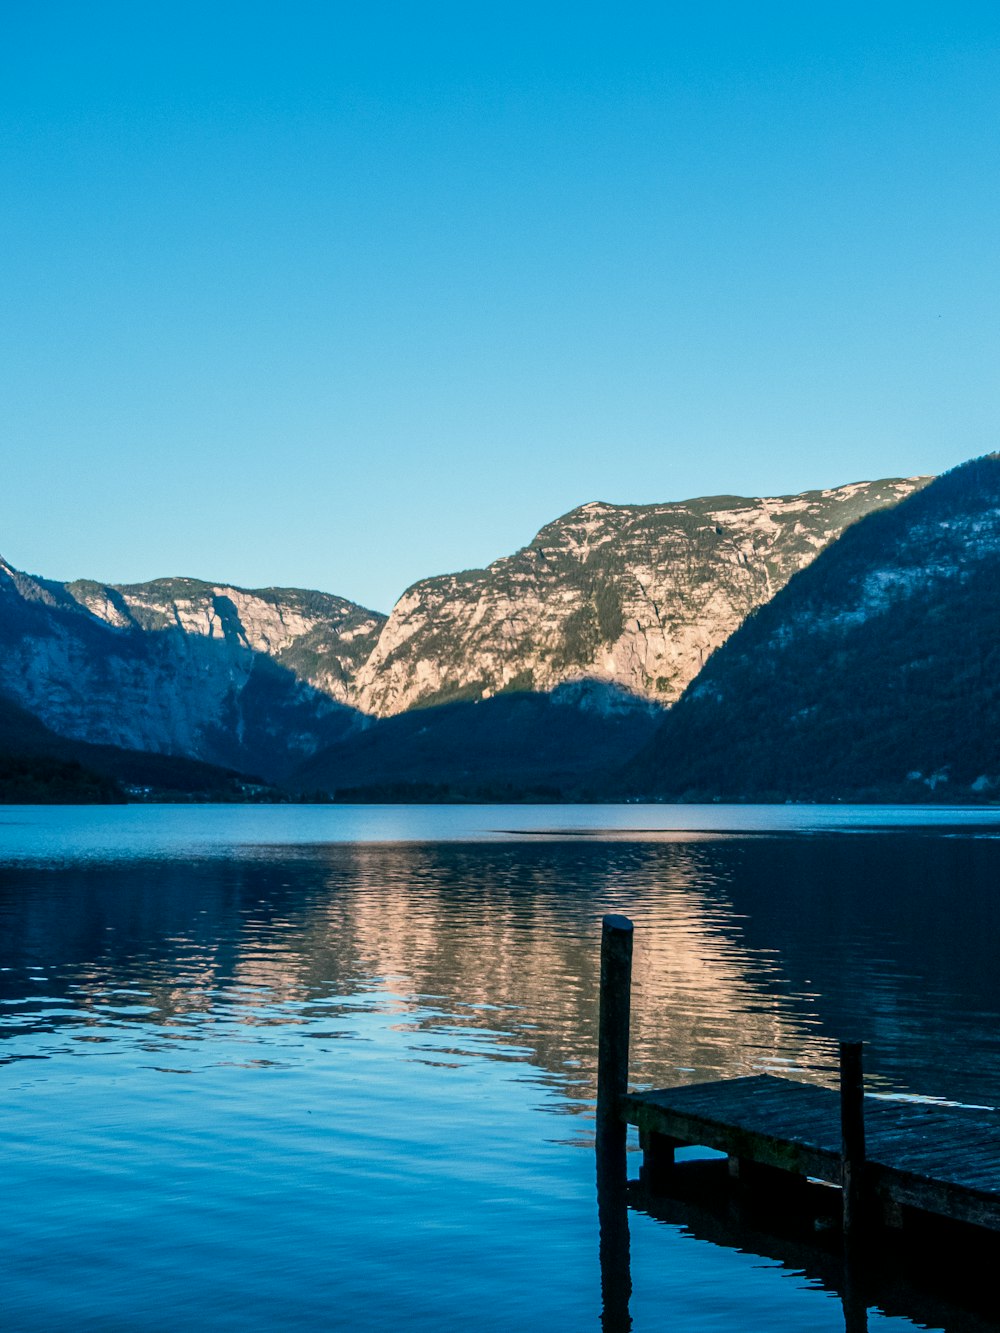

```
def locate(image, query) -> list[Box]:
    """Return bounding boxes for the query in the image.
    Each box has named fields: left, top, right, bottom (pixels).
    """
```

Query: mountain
left=292, top=679, right=659, bottom=801
left=623, top=455, right=1000, bottom=802
left=0, top=563, right=384, bottom=780
left=0, top=472, right=928, bottom=798
left=354, top=478, right=928, bottom=717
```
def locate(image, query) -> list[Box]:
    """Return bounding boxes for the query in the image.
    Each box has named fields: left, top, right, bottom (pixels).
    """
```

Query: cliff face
left=624, top=455, right=1000, bottom=801
left=0, top=565, right=384, bottom=779
left=63, top=576, right=385, bottom=706
left=355, top=478, right=928, bottom=717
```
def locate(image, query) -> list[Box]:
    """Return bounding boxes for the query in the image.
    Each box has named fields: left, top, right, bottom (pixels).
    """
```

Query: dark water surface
left=3, top=804, right=1000, bottom=1331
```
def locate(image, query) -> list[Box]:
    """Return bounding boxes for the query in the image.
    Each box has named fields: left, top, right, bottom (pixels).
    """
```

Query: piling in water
left=596, top=914, right=634, bottom=1171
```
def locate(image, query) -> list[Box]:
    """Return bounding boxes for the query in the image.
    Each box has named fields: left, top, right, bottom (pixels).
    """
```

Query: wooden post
left=596, top=914, right=634, bottom=1167
left=840, top=1040, right=866, bottom=1241
left=596, top=916, right=634, bottom=1329
left=639, top=1129, right=679, bottom=1193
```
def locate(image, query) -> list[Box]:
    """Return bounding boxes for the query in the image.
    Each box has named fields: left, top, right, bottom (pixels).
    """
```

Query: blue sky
left=3, top=3, right=999, bottom=611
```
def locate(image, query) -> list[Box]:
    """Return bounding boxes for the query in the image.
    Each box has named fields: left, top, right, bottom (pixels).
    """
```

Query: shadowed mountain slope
left=292, top=681, right=660, bottom=801
left=623, top=455, right=1000, bottom=802
left=0, top=691, right=263, bottom=801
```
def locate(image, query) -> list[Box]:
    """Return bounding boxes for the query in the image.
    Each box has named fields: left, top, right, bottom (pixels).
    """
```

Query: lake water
left=3, top=803, right=1000, bottom=1332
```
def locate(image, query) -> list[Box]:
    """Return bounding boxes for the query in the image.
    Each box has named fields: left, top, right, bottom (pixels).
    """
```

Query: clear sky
left=3, top=3, right=999, bottom=612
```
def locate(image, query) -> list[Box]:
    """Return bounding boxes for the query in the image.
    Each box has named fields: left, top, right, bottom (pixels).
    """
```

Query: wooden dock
left=623, top=1073, right=1000, bottom=1233
left=596, top=915, right=1000, bottom=1241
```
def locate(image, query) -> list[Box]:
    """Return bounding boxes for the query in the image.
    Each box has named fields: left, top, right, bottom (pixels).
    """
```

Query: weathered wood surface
left=622, top=1074, right=1000, bottom=1232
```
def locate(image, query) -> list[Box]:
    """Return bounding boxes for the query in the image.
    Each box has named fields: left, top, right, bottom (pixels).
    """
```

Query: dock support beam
left=840, top=1040, right=867, bottom=1242
left=596, top=914, right=634, bottom=1169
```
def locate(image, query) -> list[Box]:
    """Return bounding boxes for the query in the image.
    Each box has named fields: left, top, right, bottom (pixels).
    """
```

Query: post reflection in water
left=597, top=1154, right=632, bottom=1333
left=2, top=812, right=1000, bottom=1331
left=842, top=1249, right=870, bottom=1333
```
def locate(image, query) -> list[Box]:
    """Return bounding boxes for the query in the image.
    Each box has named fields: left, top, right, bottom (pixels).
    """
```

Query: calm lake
left=3, top=803, right=1000, bottom=1332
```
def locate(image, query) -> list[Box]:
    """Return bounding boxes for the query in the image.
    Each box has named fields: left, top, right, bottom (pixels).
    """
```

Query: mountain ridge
left=0, top=472, right=930, bottom=792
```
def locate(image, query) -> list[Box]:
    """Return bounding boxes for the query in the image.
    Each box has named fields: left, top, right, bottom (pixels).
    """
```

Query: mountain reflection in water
left=2, top=809, right=999, bottom=1331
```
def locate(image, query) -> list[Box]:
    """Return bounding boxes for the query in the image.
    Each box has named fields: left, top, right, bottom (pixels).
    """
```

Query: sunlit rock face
left=355, top=477, right=928, bottom=717
left=0, top=565, right=384, bottom=779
